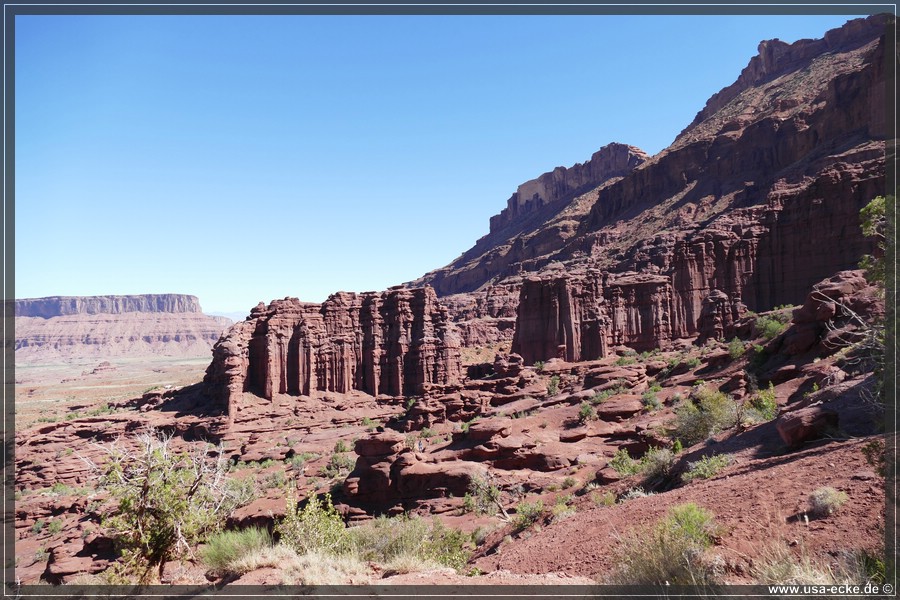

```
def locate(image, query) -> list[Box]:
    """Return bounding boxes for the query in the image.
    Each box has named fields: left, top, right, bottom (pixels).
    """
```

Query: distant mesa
left=14, top=293, right=232, bottom=361
left=15, top=293, right=203, bottom=318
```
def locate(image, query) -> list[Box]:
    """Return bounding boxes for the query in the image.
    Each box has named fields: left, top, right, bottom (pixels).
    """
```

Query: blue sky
left=15, top=13, right=871, bottom=315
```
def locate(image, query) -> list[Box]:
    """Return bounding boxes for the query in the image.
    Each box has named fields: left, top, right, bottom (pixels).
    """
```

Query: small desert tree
left=95, top=429, right=241, bottom=582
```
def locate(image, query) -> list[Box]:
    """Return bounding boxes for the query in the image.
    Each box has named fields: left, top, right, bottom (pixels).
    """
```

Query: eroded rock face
left=489, top=143, right=649, bottom=235
left=204, top=287, right=462, bottom=413
left=421, top=15, right=887, bottom=355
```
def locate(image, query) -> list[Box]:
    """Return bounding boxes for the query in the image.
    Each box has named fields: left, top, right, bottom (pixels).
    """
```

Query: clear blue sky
left=15, top=13, right=870, bottom=315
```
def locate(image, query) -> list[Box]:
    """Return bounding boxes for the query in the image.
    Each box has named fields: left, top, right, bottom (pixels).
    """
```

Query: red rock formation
left=204, top=287, right=462, bottom=414
left=489, top=143, right=649, bottom=235
left=422, top=16, right=887, bottom=355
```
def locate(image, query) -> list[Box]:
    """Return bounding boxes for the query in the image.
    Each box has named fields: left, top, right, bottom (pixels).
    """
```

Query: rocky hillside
left=12, top=15, right=890, bottom=589
left=15, top=294, right=232, bottom=360
left=415, top=15, right=887, bottom=355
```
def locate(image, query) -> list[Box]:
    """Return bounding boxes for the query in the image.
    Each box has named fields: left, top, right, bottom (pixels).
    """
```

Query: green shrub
left=561, top=477, right=576, bottom=490
left=615, top=355, right=637, bottom=366
left=608, top=503, right=718, bottom=585
left=670, top=387, right=738, bottom=446
left=533, top=361, right=545, bottom=373
left=728, top=337, right=745, bottom=360
left=288, top=452, right=320, bottom=471
left=319, top=453, right=355, bottom=479
left=591, top=385, right=626, bottom=405
left=808, top=487, right=848, bottom=517
left=31, top=519, right=45, bottom=534
left=333, top=440, right=350, bottom=453
left=639, top=447, right=674, bottom=480
left=578, top=402, right=597, bottom=424
left=99, top=431, right=242, bottom=581
left=512, top=500, right=544, bottom=531
left=277, top=492, right=349, bottom=556
left=748, top=382, right=777, bottom=421
left=641, top=391, right=661, bottom=411
left=682, top=454, right=732, bottom=483
left=609, top=449, right=640, bottom=476
left=547, top=375, right=560, bottom=396
left=201, top=526, right=273, bottom=574
left=47, top=519, right=64, bottom=535
left=685, top=356, right=701, bottom=369
left=755, top=312, right=790, bottom=341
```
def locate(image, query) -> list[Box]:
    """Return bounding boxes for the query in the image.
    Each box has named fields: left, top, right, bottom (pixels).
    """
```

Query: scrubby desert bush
left=609, top=448, right=640, bottom=476
left=608, top=503, right=719, bottom=585
left=754, top=544, right=884, bottom=586
left=755, top=312, right=791, bottom=341
left=639, top=447, right=675, bottom=480
left=97, top=429, right=246, bottom=581
left=547, top=375, right=560, bottom=396
left=728, top=337, right=746, bottom=360
left=808, top=487, right=848, bottom=517
left=682, top=453, right=732, bottom=483
left=670, top=387, right=738, bottom=446
left=201, top=526, right=274, bottom=574
left=641, top=391, right=661, bottom=411
left=578, top=402, right=597, bottom=424
left=277, top=492, right=349, bottom=556
left=747, top=382, right=778, bottom=422
left=347, top=515, right=470, bottom=571
left=512, top=500, right=544, bottom=531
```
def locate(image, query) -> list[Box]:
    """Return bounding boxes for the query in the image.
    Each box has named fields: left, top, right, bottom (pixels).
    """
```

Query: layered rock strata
left=204, top=287, right=462, bottom=414
left=15, top=294, right=202, bottom=317
left=14, top=294, right=231, bottom=360
left=422, top=15, right=887, bottom=356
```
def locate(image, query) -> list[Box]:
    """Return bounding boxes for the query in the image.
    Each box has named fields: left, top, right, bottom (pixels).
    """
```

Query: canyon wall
left=204, top=287, right=461, bottom=413
left=435, top=15, right=887, bottom=357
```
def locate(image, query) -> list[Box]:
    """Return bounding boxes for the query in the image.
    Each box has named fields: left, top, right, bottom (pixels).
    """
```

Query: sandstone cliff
left=204, top=287, right=461, bottom=414
left=420, top=15, right=888, bottom=357
left=14, top=294, right=231, bottom=360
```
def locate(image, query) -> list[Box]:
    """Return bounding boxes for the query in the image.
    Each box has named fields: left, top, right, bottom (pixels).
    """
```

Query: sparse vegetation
left=755, top=311, right=791, bottom=341
left=728, top=337, right=745, bottom=359
left=512, top=499, right=544, bottom=531
left=201, top=526, right=274, bottom=574
left=319, top=453, right=355, bottom=479
left=609, top=448, right=640, bottom=476
left=465, top=473, right=510, bottom=520
left=608, top=503, right=719, bottom=585
left=547, top=375, right=560, bottom=396
left=747, top=382, right=778, bottom=422
left=641, top=390, right=661, bottom=411
left=578, top=402, right=597, bottom=424
left=682, top=453, right=732, bottom=483
left=276, top=492, right=471, bottom=573
left=754, top=543, right=884, bottom=586
left=97, top=430, right=246, bottom=582
left=670, top=386, right=738, bottom=446
left=533, top=361, right=545, bottom=373
left=808, top=487, right=848, bottom=517
left=333, top=440, right=350, bottom=453
left=47, top=519, right=64, bottom=535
